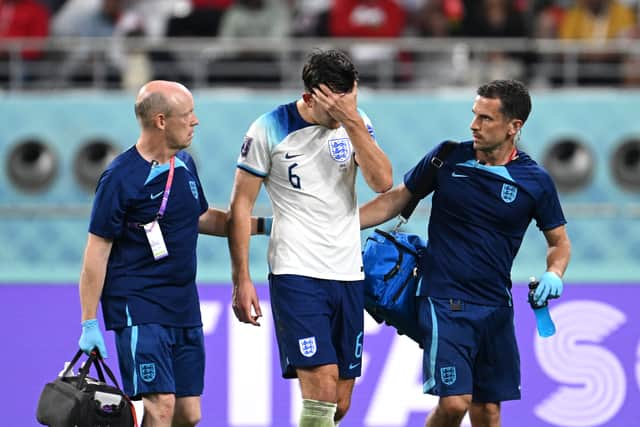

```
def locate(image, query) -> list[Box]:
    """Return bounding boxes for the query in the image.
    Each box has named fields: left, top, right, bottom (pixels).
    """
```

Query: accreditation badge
left=143, top=220, right=169, bottom=260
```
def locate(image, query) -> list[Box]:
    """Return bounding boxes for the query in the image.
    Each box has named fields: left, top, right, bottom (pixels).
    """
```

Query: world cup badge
left=241, top=136, right=253, bottom=157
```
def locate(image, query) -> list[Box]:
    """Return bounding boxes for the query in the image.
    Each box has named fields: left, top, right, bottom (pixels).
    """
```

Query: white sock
left=299, top=399, right=337, bottom=427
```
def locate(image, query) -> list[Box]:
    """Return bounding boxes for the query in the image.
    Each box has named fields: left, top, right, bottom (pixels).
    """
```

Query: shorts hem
left=472, top=393, right=521, bottom=403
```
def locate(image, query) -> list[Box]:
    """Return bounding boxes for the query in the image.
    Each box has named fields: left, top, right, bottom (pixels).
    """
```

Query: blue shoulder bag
left=363, top=141, right=457, bottom=345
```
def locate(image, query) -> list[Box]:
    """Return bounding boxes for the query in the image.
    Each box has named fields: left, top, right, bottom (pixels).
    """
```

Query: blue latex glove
left=79, top=318, right=108, bottom=358
left=533, top=271, right=563, bottom=306
left=264, top=216, right=273, bottom=236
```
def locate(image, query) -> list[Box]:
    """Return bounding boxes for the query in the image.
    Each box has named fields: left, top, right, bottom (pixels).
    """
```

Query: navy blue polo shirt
left=404, top=141, right=566, bottom=306
left=89, top=146, right=208, bottom=329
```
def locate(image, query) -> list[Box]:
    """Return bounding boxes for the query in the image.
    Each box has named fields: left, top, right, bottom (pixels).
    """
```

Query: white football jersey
left=237, top=102, right=377, bottom=281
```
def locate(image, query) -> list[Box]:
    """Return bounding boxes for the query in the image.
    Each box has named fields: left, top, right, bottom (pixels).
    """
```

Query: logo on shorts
left=298, top=336, right=317, bottom=357
left=440, top=366, right=456, bottom=386
left=140, top=363, right=156, bottom=382
left=189, top=180, right=198, bottom=199
left=501, top=184, right=518, bottom=203
left=328, top=138, right=352, bottom=162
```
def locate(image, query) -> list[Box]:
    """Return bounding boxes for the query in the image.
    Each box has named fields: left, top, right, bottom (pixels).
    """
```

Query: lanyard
left=126, top=156, right=175, bottom=230
left=156, top=156, right=175, bottom=219
left=509, top=146, right=518, bottom=162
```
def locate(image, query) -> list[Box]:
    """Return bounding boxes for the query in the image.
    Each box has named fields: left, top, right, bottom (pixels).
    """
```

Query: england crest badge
left=140, top=363, right=156, bottom=382
left=189, top=180, right=198, bottom=199
left=501, top=183, right=518, bottom=203
left=298, top=336, right=317, bottom=358
left=328, top=138, right=352, bottom=162
left=440, top=366, right=456, bottom=386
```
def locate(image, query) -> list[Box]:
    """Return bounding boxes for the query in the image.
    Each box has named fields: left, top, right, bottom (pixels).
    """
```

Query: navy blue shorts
left=269, top=274, right=364, bottom=379
left=114, top=324, right=205, bottom=399
left=418, top=297, right=521, bottom=402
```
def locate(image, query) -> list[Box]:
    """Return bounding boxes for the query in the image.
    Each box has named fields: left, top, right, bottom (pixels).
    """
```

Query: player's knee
left=173, top=397, right=202, bottom=426
left=438, top=395, right=470, bottom=418
left=470, top=401, right=500, bottom=426
left=298, top=365, right=339, bottom=402
left=174, top=409, right=201, bottom=427
left=144, top=393, right=176, bottom=423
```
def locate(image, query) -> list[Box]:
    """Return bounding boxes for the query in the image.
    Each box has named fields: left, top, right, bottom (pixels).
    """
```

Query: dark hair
left=477, top=79, right=531, bottom=123
left=302, top=49, right=358, bottom=94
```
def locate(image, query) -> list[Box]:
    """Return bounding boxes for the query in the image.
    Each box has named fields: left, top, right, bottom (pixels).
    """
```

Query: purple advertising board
left=2, top=283, right=639, bottom=427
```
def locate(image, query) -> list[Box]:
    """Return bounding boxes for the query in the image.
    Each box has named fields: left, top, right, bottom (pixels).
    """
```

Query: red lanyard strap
left=509, top=147, right=518, bottom=162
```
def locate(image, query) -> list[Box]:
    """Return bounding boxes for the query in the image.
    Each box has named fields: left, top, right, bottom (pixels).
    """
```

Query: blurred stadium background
left=1, top=0, right=640, bottom=426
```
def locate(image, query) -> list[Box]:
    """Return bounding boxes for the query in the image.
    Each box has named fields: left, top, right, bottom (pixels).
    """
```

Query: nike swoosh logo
left=150, top=191, right=164, bottom=200
left=349, top=362, right=360, bottom=370
left=285, top=153, right=303, bottom=159
left=452, top=172, right=469, bottom=178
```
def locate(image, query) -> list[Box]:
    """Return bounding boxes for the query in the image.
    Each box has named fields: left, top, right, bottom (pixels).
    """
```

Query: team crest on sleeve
left=501, top=183, right=518, bottom=203
left=440, top=366, right=456, bottom=385
left=140, top=363, right=156, bottom=382
left=328, top=138, right=352, bottom=162
left=240, top=135, right=253, bottom=157
left=298, top=336, right=317, bottom=357
left=189, top=180, right=198, bottom=199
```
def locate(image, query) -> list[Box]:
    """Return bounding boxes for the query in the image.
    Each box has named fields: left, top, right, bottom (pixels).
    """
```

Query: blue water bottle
left=528, top=277, right=557, bottom=338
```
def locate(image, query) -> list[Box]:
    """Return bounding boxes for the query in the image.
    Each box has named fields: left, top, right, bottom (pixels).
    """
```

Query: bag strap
left=89, top=351, right=124, bottom=390
left=372, top=228, right=418, bottom=281
left=372, top=228, right=419, bottom=257
left=74, top=350, right=124, bottom=391
left=76, top=351, right=103, bottom=387
left=60, top=349, right=85, bottom=378
left=397, top=141, right=458, bottom=227
left=94, top=353, right=123, bottom=391
left=91, top=353, right=107, bottom=383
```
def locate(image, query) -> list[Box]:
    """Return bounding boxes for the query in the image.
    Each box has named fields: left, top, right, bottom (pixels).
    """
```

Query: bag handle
left=73, top=350, right=124, bottom=391
left=65, top=350, right=138, bottom=426
left=60, top=349, right=85, bottom=378
left=89, top=352, right=138, bottom=426
left=373, top=228, right=419, bottom=257
left=372, top=228, right=422, bottom=281
left=93, top=352, right=123, bottom=391
left=88, top=351, right=124, bottom=390
left=395, top=141, right=458, bottom=229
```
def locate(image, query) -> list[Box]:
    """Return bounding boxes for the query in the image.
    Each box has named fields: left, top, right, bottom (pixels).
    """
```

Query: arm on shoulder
left=198, top=207, right=269, bottom=237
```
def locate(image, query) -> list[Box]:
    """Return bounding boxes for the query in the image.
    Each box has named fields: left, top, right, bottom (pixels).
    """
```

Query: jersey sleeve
left=183, top=152, right=209, bottom=215
left=88, top=168, right=127, bottom=239
left=403, top=141, right=448, bottom=198
left=533, top=171, right=567, bottom=231
left=357, top=108, right=377, bottom=142
left=236, top=115, right=271, bottom=177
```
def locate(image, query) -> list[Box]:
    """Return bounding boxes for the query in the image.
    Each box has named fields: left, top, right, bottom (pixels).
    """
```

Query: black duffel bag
left=36, top=349, right=137, bottom=427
